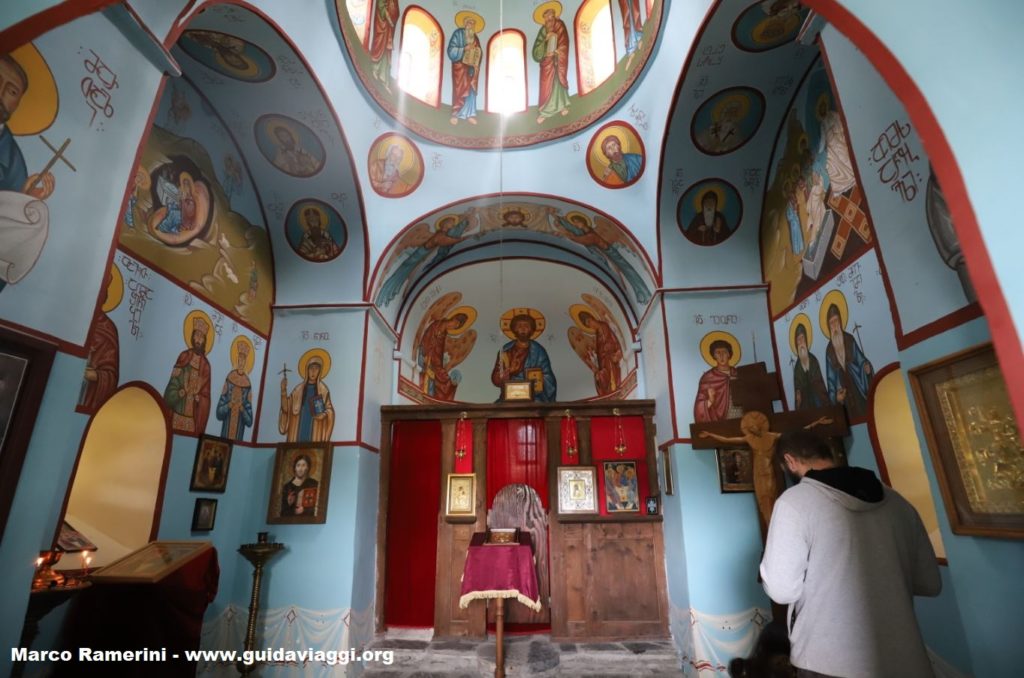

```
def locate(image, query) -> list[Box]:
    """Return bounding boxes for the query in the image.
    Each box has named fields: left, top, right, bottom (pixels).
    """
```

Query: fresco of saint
left=492, top=308, right=557, bottom=402
left=532, top=3, right=571, bottom=124
left=279, top=348, right=335, bottom=442
left=413, top=292, right=478, bottom=401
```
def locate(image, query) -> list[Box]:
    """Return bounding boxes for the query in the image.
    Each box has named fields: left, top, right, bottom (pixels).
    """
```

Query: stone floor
left=361, top=634, right=684, bottom=677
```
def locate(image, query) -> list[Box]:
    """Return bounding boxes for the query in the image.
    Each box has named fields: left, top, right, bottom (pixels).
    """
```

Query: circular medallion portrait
left=586, top=121, right=646, bottom=189
left=285, top=199, right=347, bottom=263
left=690, top=87, right=766, bottom=156
left=178, top=30, right=276, bottom=82
left=732, top=1, right=810, bottom=52
left=677, top=178, right=743, bottom=247
left=368, top=133, right=424, bottom=198
left=254, top=114, right=325, bottom=178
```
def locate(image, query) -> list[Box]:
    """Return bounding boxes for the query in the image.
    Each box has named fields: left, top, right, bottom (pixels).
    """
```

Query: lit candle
left=35, top=557, right=43, bottom=568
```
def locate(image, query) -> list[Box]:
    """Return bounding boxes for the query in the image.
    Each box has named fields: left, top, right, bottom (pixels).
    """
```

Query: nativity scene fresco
left=334, top=0, right=665, bottom=148
left=118, top=79, right=274, bottom=335
left=760, top=58, right=874, bottom=318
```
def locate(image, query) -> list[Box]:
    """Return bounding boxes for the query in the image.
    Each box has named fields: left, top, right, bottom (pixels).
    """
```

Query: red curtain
left=384, top=420, right=441, bottom=627
left=486, top=419, right=548, bottom=507
left=591, top=415, right=652, bottom=516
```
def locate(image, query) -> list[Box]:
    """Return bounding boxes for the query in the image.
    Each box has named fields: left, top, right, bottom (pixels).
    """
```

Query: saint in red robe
left=78, top=312, right=119, bottom=413
left=693, top=366, right=737, bottom=422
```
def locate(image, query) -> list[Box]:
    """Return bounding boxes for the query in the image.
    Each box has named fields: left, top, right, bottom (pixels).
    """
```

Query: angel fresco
left=567, top=295, right=626, bottom=396
left=546, top=208, right=651, bottom=305
left=413, top=292, right=478, bottom=401
left=375, top=209, right=479, bottom=307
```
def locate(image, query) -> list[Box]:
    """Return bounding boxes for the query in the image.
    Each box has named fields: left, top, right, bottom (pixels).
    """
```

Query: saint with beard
left=686, top=189, right=729, bottom=246
left=822, top=300, right=872, bottom=419
left=369, top=144, right=412, bottom=196
left=791, top=318, right=829, bottom=410
left=296, top=205, right=341, bottom=261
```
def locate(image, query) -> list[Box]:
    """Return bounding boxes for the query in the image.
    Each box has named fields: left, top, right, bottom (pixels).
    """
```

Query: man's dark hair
left=775, top=429, right=833, bottom=468
left=511, top=313, right=536, bottom=332
left=709, top=339, right=733, bottom=357
left=0, top=54, right=29, bottom=93
left=827, top=303, right=841, bottom=323
left=794, top=322, right=807, bottom=342
left=293, top=454, right=312, bottom=471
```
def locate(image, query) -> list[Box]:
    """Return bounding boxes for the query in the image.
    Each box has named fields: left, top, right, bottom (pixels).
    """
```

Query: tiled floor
left=361, top=634, right=684, bottom=677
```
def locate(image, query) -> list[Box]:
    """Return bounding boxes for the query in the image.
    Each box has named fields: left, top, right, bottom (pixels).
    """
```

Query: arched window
left=486, top=30, right=527, bottom=115
left=347, top=0, right=371, bottom=46
left=398, top=7, right=443, bottom=107
left=575, top=0, right=616, bottom=95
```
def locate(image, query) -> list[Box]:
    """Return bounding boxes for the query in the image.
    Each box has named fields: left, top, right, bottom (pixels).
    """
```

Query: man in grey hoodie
left=759, top=430, right=941, bottom=678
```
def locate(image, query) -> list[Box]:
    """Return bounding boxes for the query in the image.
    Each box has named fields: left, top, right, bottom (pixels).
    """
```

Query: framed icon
left=445, top=473, right=476, bottom=520
left=502, top=381, right=533, bottom=401
left=267, top=442, right=333, bottom=525
left=557, top=466, right=599, bottom=515
left=190, top=435, right=232, bottom=493
left=191, top=498, right=217, bottom=532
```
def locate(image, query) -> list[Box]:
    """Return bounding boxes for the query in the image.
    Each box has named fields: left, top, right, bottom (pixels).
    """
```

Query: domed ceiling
left=334, top=0, right=664, bottom=148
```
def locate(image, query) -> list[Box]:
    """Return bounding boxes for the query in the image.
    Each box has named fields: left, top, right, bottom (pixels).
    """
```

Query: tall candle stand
left=236, top=533, right=284, bottom=676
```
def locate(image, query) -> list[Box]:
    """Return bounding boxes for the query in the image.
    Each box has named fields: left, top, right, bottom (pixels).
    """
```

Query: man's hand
left=23, top=172, right=55, bottom=200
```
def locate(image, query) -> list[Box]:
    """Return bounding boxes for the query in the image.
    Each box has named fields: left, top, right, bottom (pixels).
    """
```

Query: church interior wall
left=1, top=1, right=1023, bottom=675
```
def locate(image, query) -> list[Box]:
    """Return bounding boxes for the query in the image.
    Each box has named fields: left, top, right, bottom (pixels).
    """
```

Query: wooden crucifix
left=690, top=362, right=849, bottom=540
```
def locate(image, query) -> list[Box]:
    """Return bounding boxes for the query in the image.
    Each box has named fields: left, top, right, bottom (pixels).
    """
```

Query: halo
left=231, top=335, right=256, bottom=374
left=819, top=289, right=849, bottom=337
left=569, top=304, right=596, bottom=334
left=711, top=93, right=751, bottom=121
left=214, top=49, right=259, bottom=78
left=375, top=136, right=417, bottom=174
left=5, top=44, right=59, bottom=136
left=533, top=1, right=563, bottom=24
left=298, top=203, right=330, bottom=230
left=788, top=313, right=812, bottom=355
left=595, top=126, right=633, bottom=155
left=700, top=330, right=741, bottom=367
left=500, top=307, right=546, bottom=340
left=182, top=310, right=215, bottom=353
left=102, top=264, right=124, bottom=313
left=692, top=184, right=727, bottom=212
left=445, top=305, right=477, bottom=336
left=298, top=347, right=332, bottom=379
left=454, top=11, right=485, bottom=32
left=564, top=211, right=592, bottom=229
left=815, top=92, right=831, bottom=120
left=433, top=213, right=460, bottom=232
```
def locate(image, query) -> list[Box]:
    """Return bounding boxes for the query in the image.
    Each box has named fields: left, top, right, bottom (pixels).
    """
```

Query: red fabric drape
left=590, top=416, right=652, bottom=516
left=384, top=420, right=442, bottom=627
left=560, top=413, right=579, bottom=464
left=486, top=419, right=548, bottom=508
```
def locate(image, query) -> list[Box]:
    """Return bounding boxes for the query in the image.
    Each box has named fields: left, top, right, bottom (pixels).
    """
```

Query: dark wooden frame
left=191, top=498, right=217, bottom=531
left=90, top=540, right=212, bottom=583
left=717, top=448, right=755, bottom=493
left=189, top=434, right=233, bottom=493
left=0, top=328, right=56, bottom=547
left=266, top=441, right=333, bottom=525
left=376, top=400, right=668, bottom=640
left=909, top=343, right=1024, bottom=539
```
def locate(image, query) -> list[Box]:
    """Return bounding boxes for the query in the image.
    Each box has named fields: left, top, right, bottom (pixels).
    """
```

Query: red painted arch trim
left=367, top=191, right=660, bottom=304
left=803, top=0, right=1024, bottom=424
left=864, top=361, right=899, bottom=487
left=54, top=381, right=174, bottom=547
left=0, top=0, right=118, bottom=50
left=654, top=0, right=724, bottom=284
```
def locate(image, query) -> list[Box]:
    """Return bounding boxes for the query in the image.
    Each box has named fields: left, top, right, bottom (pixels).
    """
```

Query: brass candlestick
left=236, top=533, right=284, bottom=676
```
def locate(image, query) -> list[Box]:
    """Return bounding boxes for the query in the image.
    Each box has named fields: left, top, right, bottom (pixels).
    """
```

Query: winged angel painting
left=413, top=292, right=478, bottom=401
left=567, top=294, right=627, bottom=396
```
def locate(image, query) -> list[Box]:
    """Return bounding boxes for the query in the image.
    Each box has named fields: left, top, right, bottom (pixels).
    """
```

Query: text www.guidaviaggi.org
left=13, top=647, right=396, bottom=667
